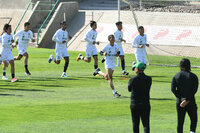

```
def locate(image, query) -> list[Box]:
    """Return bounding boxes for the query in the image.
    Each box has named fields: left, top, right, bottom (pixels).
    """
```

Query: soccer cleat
left=113, top=92, right=121, bottom=98
left=93, top=68, right=101, bottom=76
left=48, top=54, right=53, bottom=63
left=132, top=62, right=136, bottom=71
left=76, top=53, right=82, bottom=62
left=25, top=71, right=31, bottom=75
left=122, top=71, right=129, bottom=75
left=2, top=76, right=8, bottom=80
left=11, top=78, right=18, bottom=82
left=61, top=72, right=68, bottom=77
left=101, top=58, right=105, bottom=63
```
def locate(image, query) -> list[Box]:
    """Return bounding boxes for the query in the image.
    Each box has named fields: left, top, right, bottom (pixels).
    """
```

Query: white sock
left=112, top=89, right=116, bottom=94
left=190, top=131, right=195, bottom=133
left=98, top=71, right=103, bottom=75
left=80, top=56, right=84, bottom=60
left=122, top=70, right=125, bottom=73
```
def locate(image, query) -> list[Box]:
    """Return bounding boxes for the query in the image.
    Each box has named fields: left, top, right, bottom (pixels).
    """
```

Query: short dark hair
left=108, top=34, right=114, bottom=40
left=180, top=58, right=191, bottom=71
left=90, top=21, right=96, bottom=27
left=24, top=22, right=30, bottom=27
left=138, top=26, right=144, bottom=30
left=115, top=21, right=122, bottom=25
left=60, top=21, right=67, bottom=26
left=3, top=24, right=11, bottom=31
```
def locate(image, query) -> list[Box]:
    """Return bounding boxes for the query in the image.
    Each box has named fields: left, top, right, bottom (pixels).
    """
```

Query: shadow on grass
left=0, top=93, right=23, bottom=97
left=150, top=98, right=173, bottom=101
left=120, top=96, right=130, bottom=99
left=0, top=88, right=54, bottom=92
left=153, top=80, right=171, bottom=83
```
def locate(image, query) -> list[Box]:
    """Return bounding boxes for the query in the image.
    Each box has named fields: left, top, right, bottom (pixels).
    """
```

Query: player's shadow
left=150, top=98, right=173, bottom=101
left=153, top=80, right=171, bottom=83
left=0, top=88, right=49, bottom=92
left=0, top=93, right=23, bottom=97
left=119, top=96, right=130, bottom=99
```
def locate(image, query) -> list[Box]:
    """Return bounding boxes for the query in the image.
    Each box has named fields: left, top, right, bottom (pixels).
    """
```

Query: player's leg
left=130, top=106, right=140, bottom=133
left=176, top=103, right=186, bottom=133
left=93, top=55, right=99, bottom=76
left=120, top=55, right=129, bottom=75
left=187, top=103, right=197, bottom=133
left=107, top=68, right=121, bottom=98
left=23, top=52, right=31, bottom=75
left=2, top=61, right=9, bottom=80
left=141, top=106, right=150, bottom=133
left=77, top=47, right=92, bottom=63
left=61, top=49, right=69, bottom=77
left=14, top=54, right=23, bottom=60
left=132, top=54, right=140, bottom=71
left=9, top=60, right=18, bottom=82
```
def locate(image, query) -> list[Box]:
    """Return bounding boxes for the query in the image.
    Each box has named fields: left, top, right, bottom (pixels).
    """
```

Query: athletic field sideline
left=0, top=47, right=199, bottom=133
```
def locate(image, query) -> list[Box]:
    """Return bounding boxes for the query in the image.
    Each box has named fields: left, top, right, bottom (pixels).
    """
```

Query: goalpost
left=118, top=0, right=200, bottom=68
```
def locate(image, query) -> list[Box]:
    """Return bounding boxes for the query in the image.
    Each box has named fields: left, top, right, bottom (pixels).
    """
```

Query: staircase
left=31, top=0, right=56, bottom=45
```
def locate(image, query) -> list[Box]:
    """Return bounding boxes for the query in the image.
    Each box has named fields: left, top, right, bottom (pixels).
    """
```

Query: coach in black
left=171, top=58, right=198, bottom=133
left=128, top=62, right=152, bottom=133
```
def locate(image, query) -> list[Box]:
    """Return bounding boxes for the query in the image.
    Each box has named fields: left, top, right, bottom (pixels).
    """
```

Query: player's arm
left=52, top=31, right=62, bottom=44
left=13, top=30, right=21, bottom=43
left=132, top=37, right=142, bottom=48
left=30, top=31, right=35, bottom=42
left=114, top=32, right=121, bottom=43
left=128, top=77, right=134, bottom=92
left=68, top=35, right=72, bottom=40
left=84, top=32, right=93, bottom=44
left=100, top=46, right=107, bottom=56
left=145, top=35, right=149, bottom=47
left=171, top=77, right=180, bottom=98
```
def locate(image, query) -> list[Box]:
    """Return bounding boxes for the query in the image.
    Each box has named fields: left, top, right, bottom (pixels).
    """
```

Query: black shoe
left=113, top=92, right=121, bottom=98
left=101, top=58, right=105, bottom=63
left=25, top=71, right=31, bottom=75
left=93, top=68, right=101, bottom=76
left=122, top=71, right=129, bottom=75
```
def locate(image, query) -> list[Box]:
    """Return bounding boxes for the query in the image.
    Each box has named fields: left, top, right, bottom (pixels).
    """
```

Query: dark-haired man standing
left=171, top=58, right=198, bottom=133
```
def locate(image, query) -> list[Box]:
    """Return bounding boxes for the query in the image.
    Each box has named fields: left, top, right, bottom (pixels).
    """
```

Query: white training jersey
left=102, top=43, right=119, bottom=65
left=14, top=30, right=33, bottom=48
left=52, top=29, right=69, bottom=50
left=1, top=33, right=13, bottom=53
left=84, top=29, right=97, bottom=48
left=114, top=29, right=123, bottom=48
left=132, top=34, right=147, bottom=55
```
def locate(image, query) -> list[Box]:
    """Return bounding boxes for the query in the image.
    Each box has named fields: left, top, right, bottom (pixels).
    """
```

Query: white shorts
left=18, top=47, right=27, bottom=55
left=1, top=51, right=14, bottom=62
left=135, top=54, right=147, bottom=64
left=86, top=46, right=98, bottom=58
left=55, top=48, right=69, bottom=60
left=119, top=47, right=124, bottom=56
left=105, top=61, right=115, bottom=70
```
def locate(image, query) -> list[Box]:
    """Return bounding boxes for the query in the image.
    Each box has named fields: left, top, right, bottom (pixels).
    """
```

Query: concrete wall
left=0, top=0, right=31, bottom=9
left=39, top=2, right=78, bottom=48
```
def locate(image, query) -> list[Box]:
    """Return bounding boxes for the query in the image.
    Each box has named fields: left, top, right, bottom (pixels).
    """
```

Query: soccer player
left=1, top=24, right=18, bottom=82
left=132, top=26, right=149, bottom=70
left=13, top=22, right=35, bottom=75
left=171, top=58, right=198, bottom=133
left=102, top=21, right=129, bottom=75
left=48, top=21, right=72, bottom=77
left=76, top=21, right=100, bottom=76
left=128, top=62, right=152, bottom=133
left=97, top=34, right=121, bottom=98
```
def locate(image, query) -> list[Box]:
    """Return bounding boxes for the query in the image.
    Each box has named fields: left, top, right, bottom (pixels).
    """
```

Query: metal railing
left=14, top=0, right=32, bottom=34
left=36, top=0, right=60, bottom=46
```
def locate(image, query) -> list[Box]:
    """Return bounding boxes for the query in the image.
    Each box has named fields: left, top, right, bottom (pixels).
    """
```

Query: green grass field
left=0, top=47, right=199, bottom=133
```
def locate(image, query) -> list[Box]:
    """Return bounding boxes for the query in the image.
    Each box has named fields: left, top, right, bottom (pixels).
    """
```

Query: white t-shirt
left=52, top=29, right=69, bottom=50
left=114, top=29, right=123, bottom=48
left=1, top=33, right=13, bottom=53
left=102, top=43, right=119, bottom=68
left=14, top=30, right=33, bottom=48
left=132, top=34, right=147, bottom=55
left=84, top=29, right=97, bottom=48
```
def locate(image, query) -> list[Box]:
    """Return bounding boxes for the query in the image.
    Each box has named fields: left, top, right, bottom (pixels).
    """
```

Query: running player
left=76, top=21, right=100, bottom=76
left=13, top=22, right=35, bottom=75
left=102, top=21, right=129, bottom=75
left=132, top=26, right=149, bottom=70
left=1, top=24, right=18, bottom=82
left=97, top=35, right=121, bottom=98
left=48, top=21, right=72, bottom=77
